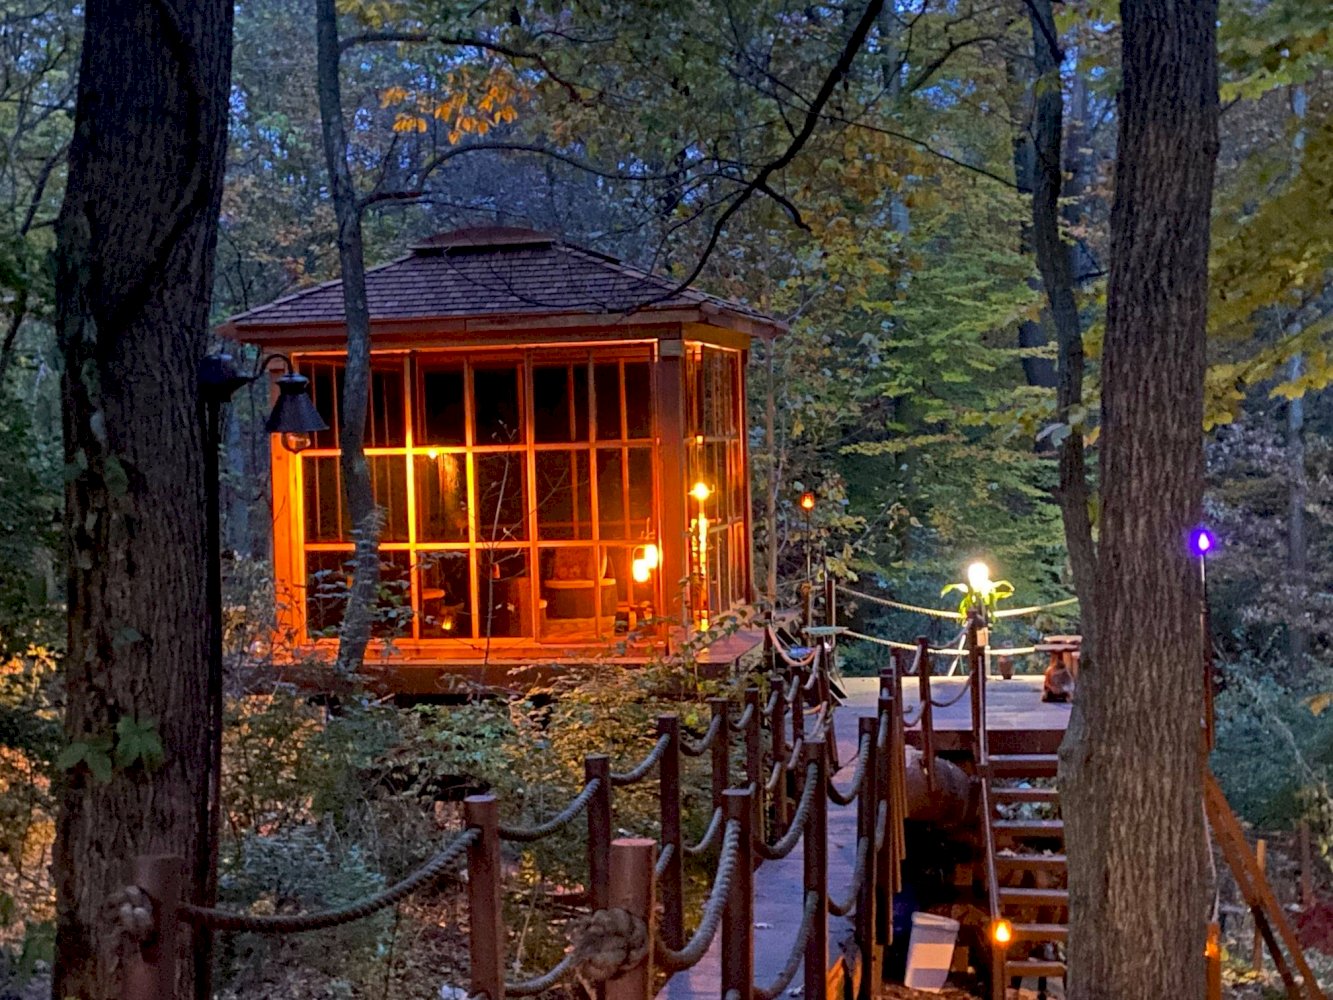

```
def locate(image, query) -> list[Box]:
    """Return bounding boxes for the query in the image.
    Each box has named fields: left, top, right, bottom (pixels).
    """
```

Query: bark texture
left=1059, top=2, right=1219, bottom=997
left=1026, top=0, right=1098, bottom=652
left=315, top=0, right=380, bottom=673
left=53, top=2, right=233, bottom=997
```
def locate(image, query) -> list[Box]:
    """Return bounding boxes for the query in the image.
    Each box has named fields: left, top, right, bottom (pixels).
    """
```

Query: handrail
left=498, top=778, right=601, bottom=842
left=978, top=781, right=1005, bottom=995
left=656, top=819, right=743, bottom=972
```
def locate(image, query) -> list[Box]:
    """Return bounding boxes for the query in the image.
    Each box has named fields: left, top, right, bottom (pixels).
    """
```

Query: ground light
left=992, top=918, right=1013, bottom=945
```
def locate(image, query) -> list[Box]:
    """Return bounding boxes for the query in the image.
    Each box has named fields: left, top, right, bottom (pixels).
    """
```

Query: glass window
left=305, top=550, right=412, bottom=639
left=596, top=449, right=628, bottom=539
left=473, top=365, right=522, bottom=444
left=370, top=456, right=409, bottom=542
left=415, top=453, right=469, bottom=542
left=417, top=362, right=467, bottom=446
left=418, top=551, right=472, bottom=638
left=624, top=362, right=652, bottom=439
left=594, top=362, right=622, bottom=441
left=478, top=549, right=533, bottom=638
left=532, top=364, right=589, bottom=443
left=475, top=453, right=528, bottom=542
left=303, top=455, right=346, bottom=542
left=367, top=366, right=406, bottom=447
left=627, top=448, right=653, bottom=526
left=536, top=450, right=591, bottom=540
left=306, top=361, right=341, bottom=450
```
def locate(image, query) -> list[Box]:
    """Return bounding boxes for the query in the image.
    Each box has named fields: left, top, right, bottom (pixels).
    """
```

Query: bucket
left=903, top=911, right=960, bottom=992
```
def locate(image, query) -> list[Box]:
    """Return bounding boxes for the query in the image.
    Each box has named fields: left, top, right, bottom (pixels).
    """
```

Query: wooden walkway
left=659, top=675, right=1069, bottom=999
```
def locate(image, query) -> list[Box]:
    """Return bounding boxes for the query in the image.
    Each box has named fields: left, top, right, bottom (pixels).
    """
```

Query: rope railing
left=837, top=584, right=1078, bottom=620
left=827, top=834, right=869, bottom=917
left=680, top=714, right=723, bottom=757
left=754, top=891, right=819, bottom=1000
left=729, top=702, right=755, bottom=731
left=177, top=826, right=478, bottom=934
left=506, top=953, right=579, bottom=997
left=684, top=806, right=725, bottom=856
left=755, top=762, right=819, bottom=861
left=845, top=628, right=1038, bottom=657
left=656, top=819, right=742, bottom=972
left=827, top=731, right=872, bottom=806
left=610, top=733, right=672, bottom=787
left=654, top=842, right=675, bottom=879
left=498, top=778, right=601, bottom=842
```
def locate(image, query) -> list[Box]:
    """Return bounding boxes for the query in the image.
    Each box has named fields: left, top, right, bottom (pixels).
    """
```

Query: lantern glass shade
left=642, top=543, right=659, bottom=569
left=799, top=491, right=816, bottom=512
left=266, top=372, right=328, bottom=453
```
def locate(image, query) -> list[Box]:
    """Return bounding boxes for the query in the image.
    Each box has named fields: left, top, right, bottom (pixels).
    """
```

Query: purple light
left=1189, top=526, right=1216, bottom=557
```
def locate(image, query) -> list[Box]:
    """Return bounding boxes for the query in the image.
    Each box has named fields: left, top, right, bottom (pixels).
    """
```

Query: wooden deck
left=658, top=674, right=1069, bottom=999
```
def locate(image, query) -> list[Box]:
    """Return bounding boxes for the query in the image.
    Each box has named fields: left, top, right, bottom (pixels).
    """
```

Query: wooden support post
left=1254, top=837, right=1268, bottom=973
left=770, top=672, right=789, bottom=831
left=803, top=582, right=814, bottom=632
left=606, top=839, right=656, bottom=1000
left=804, top=739, right=829, bottom=1000
left=917, top=636, right=935, bottom=794
left=1207, top=921, right=1223, bottom=1000
left=876, top=692, right=898, bottom=937
left=825, top=575, right=836, bottom=631
left=465, top=796, right=505, bottom=1000
left=745, top=686, right=764, bottom=842
left=763, top=622, right=776, bottom=674
left=657, top=715, right=684, bottom=951
left=722, top=787, right=755, bottom=1000
left=586, top=755, right=613, bottom=912
left=709, top=698, right=730, bottom=812
left=122, top=854, right=183, bottom=1000
left=856, top=715, right=881, bottom=1000
left=791, top=664, right=806, bottom=750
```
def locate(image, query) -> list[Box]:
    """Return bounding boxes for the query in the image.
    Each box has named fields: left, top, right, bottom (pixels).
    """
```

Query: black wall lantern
left=265, top=370, right=327, bottom=453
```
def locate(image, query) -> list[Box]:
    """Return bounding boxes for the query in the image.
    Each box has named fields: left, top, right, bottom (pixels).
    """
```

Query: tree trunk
left=1060, top=2, right=1218, bottom=997
left=52, top=3, right=234, bottom=998
left=1027, top=0, right=1098, bottom=650
left=315, top=0, right=380, bottom=674
left=1287, top=353, right=1307, bottom=669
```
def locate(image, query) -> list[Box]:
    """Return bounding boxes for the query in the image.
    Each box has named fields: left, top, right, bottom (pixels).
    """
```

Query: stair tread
left=995, top=852, right=1067, bottom=870
left=993, top=819, right=1065, bottom=836
left=993, top=786, right=1060, bottom=803
left=990, top=754, right=1060, bottom=777
left=1006, top=959, right=1067, bottom=978
left=1011, top=922, right=1069, bottom=941
left=1000, top=887, right=1070, bottom=905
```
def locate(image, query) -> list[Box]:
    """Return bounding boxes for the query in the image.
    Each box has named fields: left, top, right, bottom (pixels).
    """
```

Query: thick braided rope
left=784, top=738, right=804, bottom=771
left=877, top=710, right=890, bottom=750
left=499, top=779, right=601, bottom=843
left=930, top=673, right=976, bottom=709
left=506, top=953, right=579, bottom=996
left=764, top=688, right=780, bottom=715
left=768, top=627, right=819, bottom=667
left=654, top=842, right=675, bottom=879
left=764, top=761, right=784, bottom=794
left=754, top=891, right=819, bottom=1000
left=844, top=630, right=1037, bottom=655
left=836, top=585, right=1077, bottom=620
left=684, top=807, right=724, bottom=856
left=656, top=820, right=741, bottom=972
left=755, top=763, right=818, bottom=861
left=729, top=703, right=755, bottom=732
left=680, top=715, right=722, bottom=758
left=827, top=835, right=869, bottom=917
left=784, top=674, right=801, bottom=704
left=827, top=733, right=871, bottom=807
left=178, top=828, right=477, bottom=933
left=610, top=734, right=672, bottom=787
left=569, top=907, right=650, bottom=983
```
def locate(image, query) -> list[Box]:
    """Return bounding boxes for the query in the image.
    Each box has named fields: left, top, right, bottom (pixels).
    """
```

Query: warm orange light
left=992, top=919, right=1013, bottom=946
left=799, top=491, right=816, bottom=512
left=632, top=558, right=650, bottom=583
left=695, top=434, right=705, bottom=445
left=426, top=448, right=439, bottom=460
left=691, top=481, right=711, bottom=503
left=642, top=543, right=659, bottom=569
left=282, top=432, right=313, bottom=454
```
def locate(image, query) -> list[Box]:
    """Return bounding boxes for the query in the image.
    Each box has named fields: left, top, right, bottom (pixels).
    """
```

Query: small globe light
left=799, top=491, right=816, bottom=512
left=691, top=481, right=712, bottom=503
left=992, top=918, right=1013, bottom=945
left=281, top=432, right=313, bottom=454
left=642, top=543, right=660, bottom=569
left=632, top=558, right=650, bottom=583
left=967, top=561, right=992, bottom=594
left=1189, top=526, right=1216, bottom=557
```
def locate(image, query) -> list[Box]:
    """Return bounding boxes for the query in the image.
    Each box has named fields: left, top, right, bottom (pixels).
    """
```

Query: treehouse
left=221, top=226, right=784, bottom=688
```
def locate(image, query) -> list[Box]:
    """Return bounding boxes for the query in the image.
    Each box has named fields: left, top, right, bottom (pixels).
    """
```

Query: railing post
left=815, top=645, right=838, bottom=768
left=708, top=698, right=731, bottom=813
left=804, top=739, right=829, bottom=1000
left=586, top=754, right=613, bottom=911
left=465, top=795, right=505, bottom=1000
left=791, top=661, right=807, bottom=750
left=769, top=672, right=789, bottom=831
left=856, top=716, right=881, bottom=1000
left=721, top=787, right=755, bottom=1000
left=916, top=636, right=935, bottom=794
left=606, top=839, right=656, bottom=1000
left=656, top=715, right=684, bottom=951
left=876, top=692, right=898, bottom=928
left=802, top=581, right=814, bottom=632
left=745, top=686, right=764, bottom=843
left=763, top=620, right=777, bottom=674
left=824, top=575, right=836, bottom=631
left=122, top=854, right=183, bottom=1000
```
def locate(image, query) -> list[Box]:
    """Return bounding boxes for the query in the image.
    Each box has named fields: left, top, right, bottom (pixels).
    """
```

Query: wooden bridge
left=116, top=597, right=1323, bottom=1000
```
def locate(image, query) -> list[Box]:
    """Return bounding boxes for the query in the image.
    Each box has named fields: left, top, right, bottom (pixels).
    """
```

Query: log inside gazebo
left=221, top=226, right=784, bottom=688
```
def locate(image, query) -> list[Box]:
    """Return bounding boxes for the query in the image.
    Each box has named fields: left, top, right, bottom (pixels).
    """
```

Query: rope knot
left=107, top=885, right=156, bottom=942
left=570, top=907, right=649, bottom=983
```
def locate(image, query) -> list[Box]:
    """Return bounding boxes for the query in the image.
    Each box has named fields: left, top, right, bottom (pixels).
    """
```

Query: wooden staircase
left=988, top=752, right=1067, bottom=996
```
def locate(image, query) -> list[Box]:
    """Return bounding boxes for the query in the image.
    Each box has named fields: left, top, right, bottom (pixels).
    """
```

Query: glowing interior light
left=426, top=448, right=439, bottom=460
left=691, top=481, right=711, bottom=503
left=1190, top=526, right=1216, bottom=557
left=642, top=543, right=659, bottom=569
left=992, top=919, right=1013, bottom=945
left=632, top=558, right=650, bottom=583
left=967, top=561, right=992, bottom=594
left=281, top=432, right=313, bottom=454
left=799, top=491, right=816, bottom=512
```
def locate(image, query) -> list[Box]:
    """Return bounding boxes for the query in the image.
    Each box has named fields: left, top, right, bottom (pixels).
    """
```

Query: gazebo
left=221, top=227, right=783, bottom=686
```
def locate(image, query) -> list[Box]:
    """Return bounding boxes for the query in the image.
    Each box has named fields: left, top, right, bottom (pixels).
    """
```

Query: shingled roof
left=222, top=227, right=783, bottom=339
